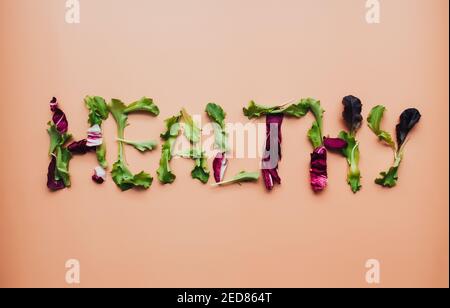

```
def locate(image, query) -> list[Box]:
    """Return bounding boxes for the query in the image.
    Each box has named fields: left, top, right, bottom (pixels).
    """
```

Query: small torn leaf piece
left=176, top=148, right=210, bottom=184
left=117, top=138, right=157, bottom=152
left=92, top=166, right=106, bottom=184
left=87, top=125, right=103, bottom=147
left=310, top=146, right=328, bottom=192
left=342, top=95, right=363, bottom=133
left=213, top=171, right=260, bottom=186
left=124, top=97, right=160, bottom=116
left=323, top=137, right=347, bottom=151
left=213, top=153, right=228, bottom=183
left=396, top=108, right=421, bottom=147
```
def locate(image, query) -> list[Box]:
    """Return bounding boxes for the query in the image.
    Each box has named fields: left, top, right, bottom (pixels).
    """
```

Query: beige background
left=0, top=0, right=448, bottom=288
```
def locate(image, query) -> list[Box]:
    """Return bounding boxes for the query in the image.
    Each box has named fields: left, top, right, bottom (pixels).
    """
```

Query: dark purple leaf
left=323, top=137, right=348, bottom=151
left=396, top=108, right=421, bottom=147
left=52, top=108, right=68, bottom=134
left=50, top=97, right=58, bottom=112
left=67, top=139, right=95, bottom=154
left=47, top=156, right=65, bottom=191
left=310, top=146, right=328, bottom=192
left=261, top=114, right=283, bottom=190
left=213, top=152, right=228, bottom=183
left=342, top=95, right=363, bottom=132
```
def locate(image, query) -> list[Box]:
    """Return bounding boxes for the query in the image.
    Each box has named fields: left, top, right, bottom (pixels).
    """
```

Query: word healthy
left=47, top=95, right=421, bottom=193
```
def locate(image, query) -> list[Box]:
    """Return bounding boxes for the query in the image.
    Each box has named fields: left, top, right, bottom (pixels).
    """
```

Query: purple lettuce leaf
left=47, top=156, right=65, bottom=191
left=52, top=106, right=69, bottom=134
left=213, top=152, right=228, bottom=183
left=323, top=137, right=348, bottom=151
left=67, top=139, right=95, bottom=154
left=261, top=114, right=283, bottom=190
left=310, top=146, right=328, bottom=192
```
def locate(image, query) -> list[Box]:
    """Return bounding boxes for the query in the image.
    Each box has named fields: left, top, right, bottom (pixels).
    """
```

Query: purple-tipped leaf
left=67, top=139, right=95, bottom=154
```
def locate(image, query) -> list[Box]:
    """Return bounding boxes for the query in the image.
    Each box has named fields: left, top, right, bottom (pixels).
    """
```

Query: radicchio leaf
left=67, top=139, right=94, bottom=154
left=261, top=114, right=283, bottom=190
left=323, top=137, right=348, bottom=151
left=396, top=108, right=421, bottom=147
left=50, top=98, right=69, bottom=134
left=310, top=146, right=328, bottom=192
left=47, top=156, right=65, bottom=191
left=92, top=166, right=106, bottom=184
left=213, top=152, right=228, bottom=183
left=87, top=124, right=103, bottom=147
left=342, top=95, right=363, bottom=132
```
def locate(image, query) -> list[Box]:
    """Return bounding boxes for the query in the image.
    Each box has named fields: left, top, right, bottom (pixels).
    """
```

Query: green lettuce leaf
left=205, top=103, right=228, bottom=152
left=47, top=122, right=71, bottom=155
left=117, top=138, right=157, bottom=152
left=176, top=147, right=210, bottom=184
left=161, top=115, right=181, bottom=140
left=96, top=143, right=108, bottom=169
left=308, top=122, right=322, bottom=149
left=243, top=100, right=310, bottom=119
left=213, top=171, right=260, bottom=186
left=55, top=146, right=72, bottom=187
left=111, top=160, right=153, bottom=191
left=339, top=131, right=362, bottom=193
left=85, top=96, right=109, bottom=126
left=157, top=139, right=177, bottom=184
left=124, top=97, right=160, bottom=116
left=109, top=98, right=157, bottom=190
left=181, top=108, right=201, bottom=143
left=375, top=166, right=399, bottom=188
left=367, top=105, right=396, bottom=149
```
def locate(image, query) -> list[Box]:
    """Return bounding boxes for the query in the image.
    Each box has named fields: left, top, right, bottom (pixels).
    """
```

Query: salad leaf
left=396, top=108, right=421, bottom=147
left=308, top=122, right=323, bottom=149
left=48, top=122, right=71, bottom=155
left=111, top=160, right=153, bottom=191
left=310, top=146, right=328, bottom=192
left=96, top=143, right=108, bottom=169
left=261, top=114, right=283, bottom=190
left=52, top=107, right=69, bottom=134
left=157, top=139, right=177, bottom=184
left=47, top=156, right=65, bottom=191
left=92, top=166, right=106, bottom=184
left=85, top=96, right=109, bottom=126
left=205, top=103, right=226, bottom=128
left=338, top=131, right=362, bottom=193
left=108, top=98, right=157, bottom=191
left=175, top=147, right=210, bottom=184
left=213, top=153, right=228, bottom=183
left=124, top=97, right=160, bottom=116
left=367, top=105, right=396, bottom=149
left=243, top=100, right=309, bottom=119
left=206, top=103, right=228, bottom=152
left=67, top=139, right=94, bottom=154
left=323, top=137, right=348, bottom=151
left=161, top=115, right=181, bottom=140
left=342, top=95, right=363, bottom=133
left=181, top=108, right=201, bottom=143
left=117, top=138, right=158, bottom=152
left=368, top=106, right=422, bottom=188
left=55, top=146, right=72, bottom=188
left=213, top=171, right=260, bottom=186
